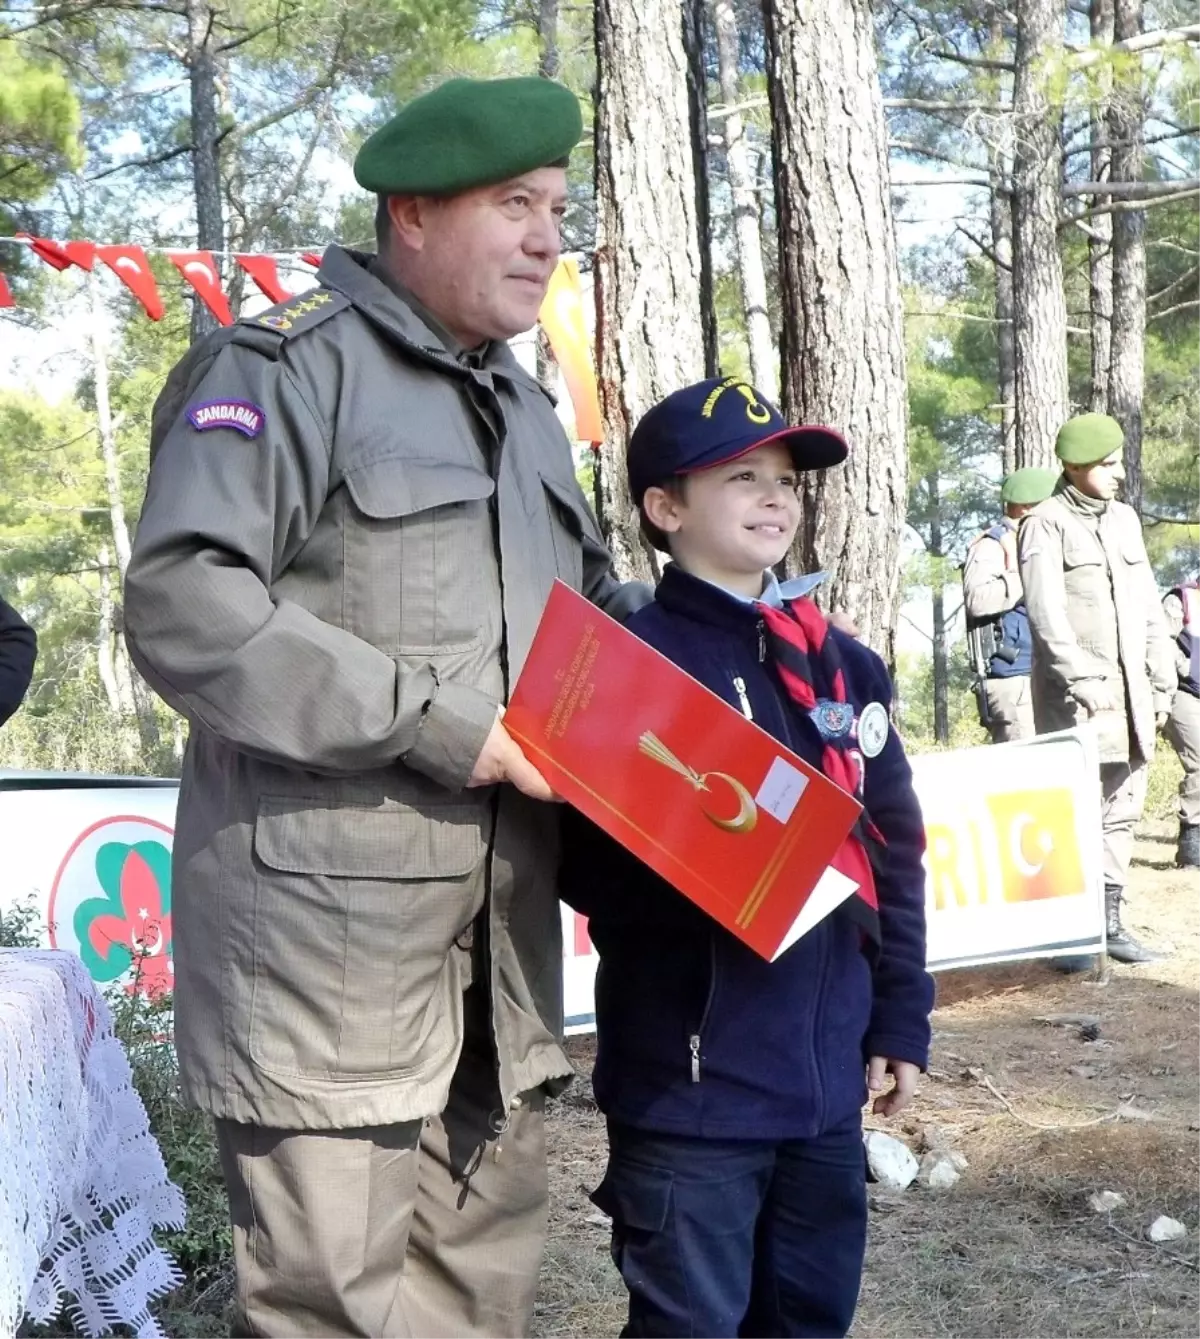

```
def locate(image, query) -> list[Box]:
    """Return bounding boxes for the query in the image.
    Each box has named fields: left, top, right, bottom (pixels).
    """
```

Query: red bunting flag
left=16, top=235, right=98, bottom=271
left=0, top=273, right=13, bottom=308
left=235, top=254, right=291, bottom=304
left=96, top=245, right=165, bottom=321
left=300, top=251, right=323, bottom=269
left=169, top=250, right=233, bottom=326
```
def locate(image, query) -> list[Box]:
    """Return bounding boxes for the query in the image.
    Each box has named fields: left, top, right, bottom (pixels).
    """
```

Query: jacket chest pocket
left=540, top=472, right=585, bottom=591
left=342, top=455, right=499, bottom=654
left=1062, top=537, right=1107, bottom=603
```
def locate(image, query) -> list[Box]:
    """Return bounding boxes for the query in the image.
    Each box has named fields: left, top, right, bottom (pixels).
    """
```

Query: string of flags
left=0, top=234, right=327, bottom=324
left=0, top=236, right=606, bottom=444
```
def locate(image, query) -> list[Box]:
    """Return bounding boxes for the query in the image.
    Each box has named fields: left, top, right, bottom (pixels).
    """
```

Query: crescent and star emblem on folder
left=637, top=732, right=758, bottom=835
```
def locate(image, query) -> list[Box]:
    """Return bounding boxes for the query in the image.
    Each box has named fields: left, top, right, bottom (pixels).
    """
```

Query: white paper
left=754, top=756, right=810, bottom=825
left=771, top=866, right=859, bottom=960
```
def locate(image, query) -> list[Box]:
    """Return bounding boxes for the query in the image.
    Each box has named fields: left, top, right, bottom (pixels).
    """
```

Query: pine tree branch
left=954, top=223, right=1010, bottom=270
left=1148, top=265, right=1199, bottom=307
left=1063, top=125, right=1200, bottom=157
left=929, top=48, right=1015, bottom=72
left=884, top=98, right=1009, bottom=112
left=1062, top=187, right=1200, bottom=224
left=1147, top=298, right=1199, bottom=322
left=892, top=176, right=992, bottom=188
left=1070, top=23, right=1200, bottom=69
left=86, top=141, right=193, bottom=182
left=890, top=140, right=989, bottom=173
left=1062, top=177, right=1200, bottom=197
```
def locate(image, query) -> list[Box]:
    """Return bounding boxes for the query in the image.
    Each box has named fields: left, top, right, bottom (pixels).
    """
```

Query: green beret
left=1055, top=412, right=1124, bottom=465
left=1000, top=467, right=1059, bottom=506
left=354, top=77, right=583, bottom=196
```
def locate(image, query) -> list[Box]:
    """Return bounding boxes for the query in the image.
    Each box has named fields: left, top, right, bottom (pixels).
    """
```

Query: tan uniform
left=126, top=248, right=648, bottom=1335
left=962, top=518, right=1035, bottom=742
left=1018, top=482, right=1175, bottom=890
left=1163, top=588, right=1200, bottom=826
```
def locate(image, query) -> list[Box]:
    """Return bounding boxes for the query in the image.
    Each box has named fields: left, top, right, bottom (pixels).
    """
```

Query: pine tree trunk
left=535, top=0, right=560, bottom=393
left=1010, top=0, right=1069, bottom=469
left=186, top=0, right=224, bottom=343
left=990, top=180, right=1018, bottom=477
left=930, top=475, right=949, bottom=743
left=762, top=0, right=908, bottom=658
left=987, top=13, right=1017, bottom=477
left=1088, top=0, right=1114, bottom=413
left=593, top=0, right=713, bottom=580
left=714, top=0, right=777, bottom=400
left=90, top=273, right=164, bottom=756
left=96, top=544, right=122, bottom=715
left=1108, top=0, right=1146, bottom=515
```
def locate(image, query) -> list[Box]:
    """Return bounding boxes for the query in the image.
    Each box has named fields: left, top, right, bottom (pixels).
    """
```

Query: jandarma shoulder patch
left=187, top=399, right=265, bottom=438
left=253, top=287, right=349, bottom=335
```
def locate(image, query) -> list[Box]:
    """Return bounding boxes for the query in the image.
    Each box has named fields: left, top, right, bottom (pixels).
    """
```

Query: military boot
left=1104, top=885, right=1163, bottom=965
left=1176, top=823, right=1200, bottom=870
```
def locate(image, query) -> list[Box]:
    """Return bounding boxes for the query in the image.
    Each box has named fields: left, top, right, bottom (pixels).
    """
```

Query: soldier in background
left=1162, top=578, right=1200, bottom=868
left=1020, top=414, right=1175, bottom=965
left=962, top=467, right=1057, bottom=743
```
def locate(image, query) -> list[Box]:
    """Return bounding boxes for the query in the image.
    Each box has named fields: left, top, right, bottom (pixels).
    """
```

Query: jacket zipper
left=757, top=618, right=767, bottom=662
left=733, top=675, right=753, bottom=720
left=689, top=933, right=720, bottom=1083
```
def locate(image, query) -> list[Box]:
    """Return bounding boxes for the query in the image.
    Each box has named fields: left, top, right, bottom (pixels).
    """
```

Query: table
left=0, top=950, right=186, bottom=1337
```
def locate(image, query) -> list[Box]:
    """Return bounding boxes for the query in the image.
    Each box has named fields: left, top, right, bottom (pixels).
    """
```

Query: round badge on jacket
left=858, top=702, right=890, bottom=758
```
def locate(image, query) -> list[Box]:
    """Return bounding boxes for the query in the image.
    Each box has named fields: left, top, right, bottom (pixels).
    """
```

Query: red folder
left=506, top=581, right=863, bottom=961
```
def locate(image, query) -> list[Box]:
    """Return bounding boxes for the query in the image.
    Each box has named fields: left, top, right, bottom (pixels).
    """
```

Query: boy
left=560, top=377, right=934, bottom=1338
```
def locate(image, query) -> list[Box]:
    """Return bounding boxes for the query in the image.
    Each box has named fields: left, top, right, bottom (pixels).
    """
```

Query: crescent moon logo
left=698, top=772, right=758, bottom=835
left=1010, top=813, right=1052, bottom=878
left=115, top=255, right=141, bottom=274
left=184, top=261, right=214, bottom=284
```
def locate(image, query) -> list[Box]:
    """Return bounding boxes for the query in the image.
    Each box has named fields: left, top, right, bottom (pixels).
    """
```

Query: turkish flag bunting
left=300, top=251, right=323, bottom=269
left=97, top=245, right=165, bottom=321
left=16, top=235, right=98, bottom=271
left=169, top=250, right=233, bottom=326
left=0, top=273, right=13, bottom=308
left=235, top=254, right=291, bottom=304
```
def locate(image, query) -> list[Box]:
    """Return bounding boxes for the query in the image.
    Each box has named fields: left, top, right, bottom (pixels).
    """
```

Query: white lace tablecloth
left=0, top=950, right=186, bottom=1337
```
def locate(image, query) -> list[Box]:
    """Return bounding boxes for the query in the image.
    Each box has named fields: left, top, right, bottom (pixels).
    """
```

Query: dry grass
left=534, top=819, right=1200, bottom=1337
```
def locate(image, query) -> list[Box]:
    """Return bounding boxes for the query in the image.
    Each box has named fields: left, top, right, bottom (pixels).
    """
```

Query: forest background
left=0, top=0, right=1195, bottom=765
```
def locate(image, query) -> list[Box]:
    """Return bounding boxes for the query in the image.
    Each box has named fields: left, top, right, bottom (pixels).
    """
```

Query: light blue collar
left=705, top=569, right=827, bottom=608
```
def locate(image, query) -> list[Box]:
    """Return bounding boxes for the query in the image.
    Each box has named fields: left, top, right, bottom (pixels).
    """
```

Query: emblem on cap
left=187, top=399, right=265, bottom=438
left=809, top=699, right=855, bottom=742
left=858, top=702, right=889, bottom=758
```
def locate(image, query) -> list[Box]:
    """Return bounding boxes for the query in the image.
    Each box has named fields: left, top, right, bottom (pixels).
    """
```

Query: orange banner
left=538, top=259, right=604, bottom=445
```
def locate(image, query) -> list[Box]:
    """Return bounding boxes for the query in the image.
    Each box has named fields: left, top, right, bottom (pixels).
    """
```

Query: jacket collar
left=318, top=246, right=547, bottom=398
left=648, top=559, right=825, bottom=632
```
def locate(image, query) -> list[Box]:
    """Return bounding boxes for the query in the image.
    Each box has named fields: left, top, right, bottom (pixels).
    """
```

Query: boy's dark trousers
left=591, top=1117, right=867, bottom=1338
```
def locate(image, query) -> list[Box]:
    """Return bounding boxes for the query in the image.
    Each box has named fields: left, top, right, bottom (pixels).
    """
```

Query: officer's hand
left=467, top=717, right=560, bottom=802
left=1156, top=710, right=1170, bottom=732
left=1072, top=681, right=1120, bottom=716
left=867, top=1056, right=920, bottom=1117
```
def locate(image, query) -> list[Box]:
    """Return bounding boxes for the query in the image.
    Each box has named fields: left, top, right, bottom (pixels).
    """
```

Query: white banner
left=1, top=729, right=1104, bottom=1031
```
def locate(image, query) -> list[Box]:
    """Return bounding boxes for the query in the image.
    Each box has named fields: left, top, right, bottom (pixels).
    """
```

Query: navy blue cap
left=627, top=377, right=848, bottom=504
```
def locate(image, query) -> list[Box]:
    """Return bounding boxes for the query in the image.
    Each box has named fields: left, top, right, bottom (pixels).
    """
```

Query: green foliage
left=895, top=647, right=989, bottom=751
left=107, top=985, right=232, bottom=1289
left=0, top=40, right=82, bottom=263
left=0, top=895, right=42, bottom=948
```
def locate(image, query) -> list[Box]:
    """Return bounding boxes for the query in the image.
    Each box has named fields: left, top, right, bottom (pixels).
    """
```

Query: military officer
left=1019, top=414, right=1175, bottom=965
left=125, top=77, right=647, bottom=1338
left=962, top=466, right=1057, bottom=742
left=1162, top=578, right=1200, bottom=868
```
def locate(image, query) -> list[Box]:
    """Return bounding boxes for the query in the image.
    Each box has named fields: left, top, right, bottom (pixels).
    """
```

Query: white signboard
left=1, top=729, right=1104, bottom=1033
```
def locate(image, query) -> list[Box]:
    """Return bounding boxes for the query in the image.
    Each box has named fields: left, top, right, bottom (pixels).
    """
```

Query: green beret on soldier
left=125, top=76, right=647, bottom=1336
left=1018, top=413, right=1176, bottom=967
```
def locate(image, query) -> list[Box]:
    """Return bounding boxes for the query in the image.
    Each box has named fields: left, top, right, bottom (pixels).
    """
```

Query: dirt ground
left=534, top=819, right=1200, bottom=1338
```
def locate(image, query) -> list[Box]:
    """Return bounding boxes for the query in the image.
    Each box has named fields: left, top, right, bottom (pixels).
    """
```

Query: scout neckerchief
left=756, top=596, right=883, bottom=945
